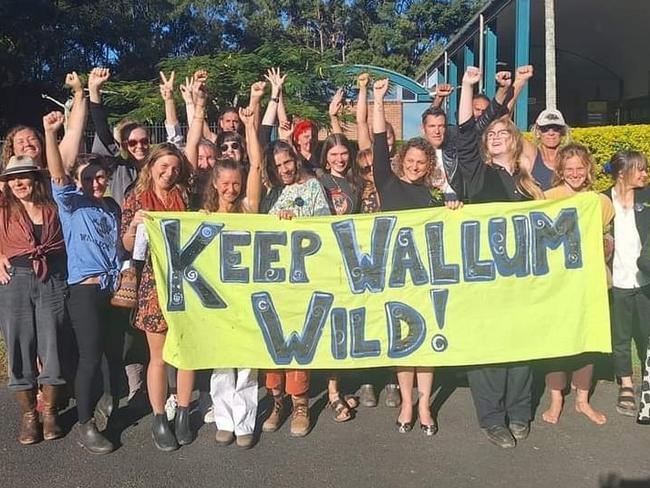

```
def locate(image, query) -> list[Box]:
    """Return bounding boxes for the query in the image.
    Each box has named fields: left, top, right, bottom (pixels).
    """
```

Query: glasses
left=539, top=125, right=565, bottom=134
left=486, top=129, right=510, bottom=139
left=127, top=138, right=149, bottom=148
left=220, top=142, right=240, bottom=152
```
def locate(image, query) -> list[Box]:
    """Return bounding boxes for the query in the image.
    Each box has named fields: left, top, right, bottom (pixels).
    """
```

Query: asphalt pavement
left=1, top=374, right=649, bottom=488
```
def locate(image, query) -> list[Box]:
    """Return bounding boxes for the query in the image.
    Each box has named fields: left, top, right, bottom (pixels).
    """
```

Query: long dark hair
left=1, top=171, right=54, bottom=220
left=264, top=140, right=303, bottom=188
left=319, top=133, right=361, bottom=194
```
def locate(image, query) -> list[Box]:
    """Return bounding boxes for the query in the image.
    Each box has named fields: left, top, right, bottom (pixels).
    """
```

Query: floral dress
left=120, top=192, right=184, bottom=333
left=268, top=177, right=331, bottom=217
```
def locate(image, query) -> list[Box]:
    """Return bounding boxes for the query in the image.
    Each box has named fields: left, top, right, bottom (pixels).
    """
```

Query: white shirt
left=612, top=187, right=649, bottom=288
left=434, top=148, right=457, bottom=198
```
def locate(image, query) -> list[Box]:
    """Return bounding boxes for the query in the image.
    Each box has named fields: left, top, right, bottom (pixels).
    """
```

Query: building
left=416, top=0, right=650, bottom=130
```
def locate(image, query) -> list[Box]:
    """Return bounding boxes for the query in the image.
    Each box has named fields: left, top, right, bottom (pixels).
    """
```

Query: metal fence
left=81, top=123, right=220, bottom=153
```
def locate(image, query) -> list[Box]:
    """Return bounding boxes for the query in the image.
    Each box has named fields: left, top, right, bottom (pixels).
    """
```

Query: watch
left=271, top=96, right=280, bottom=103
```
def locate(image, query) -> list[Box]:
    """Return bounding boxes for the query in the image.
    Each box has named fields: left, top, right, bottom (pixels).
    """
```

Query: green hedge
left=523, top=124, right=650, bottom=192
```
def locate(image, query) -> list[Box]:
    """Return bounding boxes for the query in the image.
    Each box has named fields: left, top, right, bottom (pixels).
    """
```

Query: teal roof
left=336, top=64, right=432, bottom=102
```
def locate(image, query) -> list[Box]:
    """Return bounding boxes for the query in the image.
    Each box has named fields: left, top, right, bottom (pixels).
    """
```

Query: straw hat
left=0, top=155, right=48, bottom=181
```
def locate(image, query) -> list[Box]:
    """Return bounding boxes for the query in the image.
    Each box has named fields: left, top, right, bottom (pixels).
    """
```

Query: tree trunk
left=544, top=0, right=557, bottom=109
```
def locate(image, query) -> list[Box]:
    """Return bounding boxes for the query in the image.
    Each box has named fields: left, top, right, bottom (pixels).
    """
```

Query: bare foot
left=575, top=401, right=607, bottom=425
left=542, top=402, right=563, bottom=424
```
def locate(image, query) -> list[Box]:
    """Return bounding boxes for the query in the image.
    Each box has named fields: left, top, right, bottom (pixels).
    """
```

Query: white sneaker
left=204, top=407, right=214, bottom=423
left=165, top=394, right=178, bottom=421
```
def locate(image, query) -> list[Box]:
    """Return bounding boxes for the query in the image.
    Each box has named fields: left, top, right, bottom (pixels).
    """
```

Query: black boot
left=77, top=420, right=114, bottom=455
left=175, top=407, right=193, bottom=446
left=152, top=414, right=178, bottom=452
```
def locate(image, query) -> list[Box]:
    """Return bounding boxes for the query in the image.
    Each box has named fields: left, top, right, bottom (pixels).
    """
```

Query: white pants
left=210, top=368, right=258, bottom=435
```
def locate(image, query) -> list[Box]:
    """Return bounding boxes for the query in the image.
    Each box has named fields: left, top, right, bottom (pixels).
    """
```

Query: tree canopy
left=0, top=0, right=481, bottom=132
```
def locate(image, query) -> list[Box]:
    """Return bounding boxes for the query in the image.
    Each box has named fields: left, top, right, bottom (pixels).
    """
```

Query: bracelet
left=271, top=96, right=280, bottom=103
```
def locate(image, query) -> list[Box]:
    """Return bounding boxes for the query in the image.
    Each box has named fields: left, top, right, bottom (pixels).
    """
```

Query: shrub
left=525, top=125, right=650, bottom=192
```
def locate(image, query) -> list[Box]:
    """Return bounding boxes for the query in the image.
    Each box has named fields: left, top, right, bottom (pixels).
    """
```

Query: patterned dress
left=120, top=192, right=184, bottom=333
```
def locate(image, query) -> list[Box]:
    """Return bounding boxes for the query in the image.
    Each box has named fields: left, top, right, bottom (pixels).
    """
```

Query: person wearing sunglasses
left=88, top=67, right=151, bottom=206
left=522, top=108, right=569, bottom=191
left=216, top=132, right=246, bottom=166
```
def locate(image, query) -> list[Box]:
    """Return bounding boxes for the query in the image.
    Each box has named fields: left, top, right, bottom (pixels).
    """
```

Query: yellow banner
left=145, top=192, right=611, bottom=370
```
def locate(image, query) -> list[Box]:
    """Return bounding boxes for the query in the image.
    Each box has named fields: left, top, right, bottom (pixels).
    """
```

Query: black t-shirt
left=372, top=132, right=442, bottom=211
left=319, top=173, right=359, bottom=214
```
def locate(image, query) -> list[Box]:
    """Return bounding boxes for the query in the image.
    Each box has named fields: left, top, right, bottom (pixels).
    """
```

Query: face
left=6, top=174, right=35, bottom=201
left=76, top=164, right=108, bottom=199
left=473, top=98, right=490, bottom=119
left=273, top=151, right=298, bottom=185
left=422, top=115, right=446, bottom=149
left=537, top=124, right=564, bottom=149
left=357, top=154, right=374, bottom=182
left=486, top=122, right=513, bottom=158
left=561, top=155, right=589, bottom=191
left=198, top=144, right=217, bottom=170
left=401, top=147, right=429, bottom=183
left=13, top=129, right=42, bottom=162
left=150, top=154, right=182, bottom=191
left=219, top=140, right=242, bottom=162
left=125, top=127, right=150, bottom=162
left=296, top=131, right=312, bottom=153
left=214, top=168, right=242, bottom=205
left=624, top=163, right=648, bottom=189
left=220, top=112, right=240, bottom=133
left=326, top=144, right=350, bottom=177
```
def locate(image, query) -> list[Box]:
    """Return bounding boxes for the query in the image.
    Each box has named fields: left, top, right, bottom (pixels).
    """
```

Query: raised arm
left=371, top=79, right=392, bottom=188
left=329, top=88, right=344, bottom=135
left=511, top=66, right=537, bottom=170
left=240, top=106, right=263, bottom=213
left=431, top=83, right=454, bottom=110
left=457, top=67, right=486, bottom=199
left=59, top=72, right=87, bottom=171
left=249, top=80, right=265, bottom=127
left=355, top=73, right=372, bottom=151
left=474, top=70, right=514, bottom=133
left=160, top=71, right=183, bottom=147
left=186, top=72, right=209, bottom=170
left=43, top=112, right=69, bottom=186
left=88, top=67, right=118, bottom=156
left=261, top=68, right=287, bottom=147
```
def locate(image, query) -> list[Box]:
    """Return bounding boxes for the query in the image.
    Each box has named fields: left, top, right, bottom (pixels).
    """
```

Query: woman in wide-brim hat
left=0, top=155, right=68, bottom=446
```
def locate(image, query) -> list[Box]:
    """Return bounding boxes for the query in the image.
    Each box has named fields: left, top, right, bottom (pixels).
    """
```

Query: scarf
left=139, top=187, right=187, bottom=212
left=0, top=201, right=65, bottom=281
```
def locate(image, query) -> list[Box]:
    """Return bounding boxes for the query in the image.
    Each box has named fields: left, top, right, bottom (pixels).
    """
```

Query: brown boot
left=290, top=395, right=310, bottom=437
left=41, top=385, right=64, bottom=440
left=15, top=389, right=42, bottom=445
left=262, top=394, right=284, bottom=432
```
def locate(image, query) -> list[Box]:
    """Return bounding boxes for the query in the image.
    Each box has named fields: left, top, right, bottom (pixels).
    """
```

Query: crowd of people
left=1, top=62, right=649, bottom=454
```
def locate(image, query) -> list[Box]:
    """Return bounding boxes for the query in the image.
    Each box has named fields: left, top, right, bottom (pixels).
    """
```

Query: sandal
left=616, top=386, right=637, bottom=417
left=328, top=395, right=353, bottom=422
left=344, top=394, right=359, bottom=410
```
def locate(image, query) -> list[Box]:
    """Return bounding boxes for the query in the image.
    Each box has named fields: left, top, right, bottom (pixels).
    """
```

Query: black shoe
left=152, top=414, right=179, bottom=452
left=509, top=421, right=530, bottom=441
left=175, top=407, right=193, bottom=446
left=420, top=422, right=438, bottom=436
left=77, top=420, right=114, bottom=455
left=482, top=424, right=516, bottom=449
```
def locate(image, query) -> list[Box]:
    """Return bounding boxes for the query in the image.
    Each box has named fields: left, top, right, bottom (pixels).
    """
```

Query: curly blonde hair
left=394, top=137, right=441, bottom=188
left=133, top=143, right=192, bottom=200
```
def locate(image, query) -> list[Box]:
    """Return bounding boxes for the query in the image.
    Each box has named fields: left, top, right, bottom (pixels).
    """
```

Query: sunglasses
left=127, top=137, right=149, bottom=148
left=220, top=142, right=240, bottom=152
left=539, top=125, right=565, bottom=134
